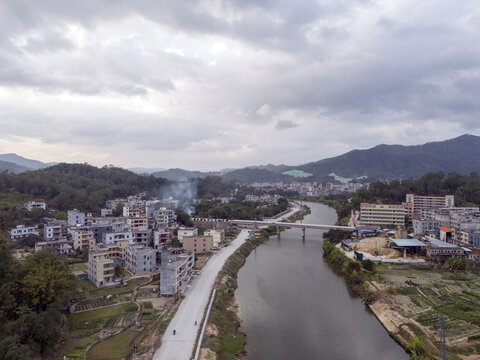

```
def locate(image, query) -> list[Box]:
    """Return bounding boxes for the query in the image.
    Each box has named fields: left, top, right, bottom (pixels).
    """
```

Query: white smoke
left=157, top=180, right=197, bottom=215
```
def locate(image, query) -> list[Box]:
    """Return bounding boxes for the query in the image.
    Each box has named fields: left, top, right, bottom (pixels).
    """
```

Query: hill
left=0, top=160, right=30, bottom=173
left=295, top=134, right=480, bottom=180
left=152, top=168, right=220, bottom=181
left=0, top=153, right=56, bottom=171
left=221, top=168, right=290, bottom=184
left=0, top=163, right=168, bottom=213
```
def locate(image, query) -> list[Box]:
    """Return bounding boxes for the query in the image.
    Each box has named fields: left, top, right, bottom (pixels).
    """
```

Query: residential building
left=204, top=229, right=225, bottom=248
left=101, top=208, right=113, bottom=217
left=133, top=229, right=152, bottom=246
left=126, top=217, right=148, bottom=231
left=88, top=249, right=115, bottom=288
left=35, top=239, right=70, bottom=254
left=160, top=250, right=194, bottom=296
left=412, top=219, right=439, bottom=235
left=68, top=209, right=86, bottom=227
left=177, top=227, right=198, bottom=243
left=123, top=206, right=142, bottom=218
left=103, top=230, right=134, bottom=245
left=7, top=225, right=39, bottom=240
left=91, top=223, right=113, bottom=242
left=359, top=203, right=406, bottom=227
left=95, top=240, right=129, bottom=264
left=44, top=222, right=63, bottom=240
left=182, top=235, right=213, bottom=253
left=125, top=244, right=158, bottom=275
left=25, top=200, right=46, bottom=211
left=72, top=229, right=96, bottom=251
left=153, top=228, right=169, bottom=247
left=405, top=194, right=454, bottom=218
left=426, top=238, right=466, bottom=258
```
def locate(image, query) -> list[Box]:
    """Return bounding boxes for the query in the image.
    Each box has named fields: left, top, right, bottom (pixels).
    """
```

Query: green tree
left=114, top=265, right=125, bottom=278
left=112, top=202, right=124, bottom=217
left=19, top=234, right=42, bottom=248
left=19, top=250, right=76, bottom=310
left=176, top=209, right=193, bottom=227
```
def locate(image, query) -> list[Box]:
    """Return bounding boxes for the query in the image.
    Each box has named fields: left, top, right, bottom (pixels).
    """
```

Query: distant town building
left=72, top=229, right=96, bottom=251
left=103, top=230, right=134, bottom=245
left=95, top=240, right=129, bottom=265
left=360, top=203, right=406, bottom=227
left=126, top=217, right=148, bottom=231
left=153, top=228, right=170, bottom=248
left=7, top=225, right=40, bottom=240
left=405, top=194, right=454, bottom=219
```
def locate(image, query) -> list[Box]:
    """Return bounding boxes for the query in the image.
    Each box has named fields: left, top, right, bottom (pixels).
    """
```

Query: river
left=235, top=202, right=408, bottom=360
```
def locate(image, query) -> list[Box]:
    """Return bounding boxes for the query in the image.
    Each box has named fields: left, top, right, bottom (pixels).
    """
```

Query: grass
left=66, top=336, right=98, bottom=359
left=87, top=329, right=139, bottom=360
left=69, top=302, right=137, bottom=323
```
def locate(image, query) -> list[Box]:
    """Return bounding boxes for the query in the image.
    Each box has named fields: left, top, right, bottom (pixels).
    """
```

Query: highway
left=153, top=230, right=249, bottom=360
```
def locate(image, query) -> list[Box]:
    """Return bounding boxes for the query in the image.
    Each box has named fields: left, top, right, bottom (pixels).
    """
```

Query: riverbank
left=323, top=236, right=480, bottom=359
left=201, top=205, right=310, bottom=359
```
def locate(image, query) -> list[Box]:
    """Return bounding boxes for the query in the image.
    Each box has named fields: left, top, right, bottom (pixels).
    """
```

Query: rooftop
left=428, top=238, right=458, bottom=248
left=390, top=238, right=425, bottom=247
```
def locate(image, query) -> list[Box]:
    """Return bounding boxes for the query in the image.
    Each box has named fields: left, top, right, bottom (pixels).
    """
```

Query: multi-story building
left=160, top=250, right=194, bottom=296
left=44, top=222, right=63, bottom=240
left=126, top=217, right=148, bottom=231
left=103, top=230, right=134, bottom=245
left=72, top=229, right=96, bottom=251
left=91, top=223, right=113, bottom=242
left=359, top=203, right=406, bottom=227
left=125, top=244, right=158, bottom=275
left=405, top=194, right=454, bottom=219
left=182, top=235, right=213, bottom=253
left=177, top=227, right=198, bottom=243
left=7, top=225, right=40, bottom=240
left=153, top=228, right=170, bottom=248
left=412, top=219, right=439, bottom=235
left=68, top=209, right=86, bottom=227
left=123, top=206, right=142, bottom=218
left=88, top=249, right=115, bottom=288
left=133, top=229, right=152, bottom=246
left=95, top=240, right=129, bottom=264
left=25, top=200, right=46, bottom=211
left=204, top=229, right=225, bottom=248
left=35, top=239, right=70, bottom=254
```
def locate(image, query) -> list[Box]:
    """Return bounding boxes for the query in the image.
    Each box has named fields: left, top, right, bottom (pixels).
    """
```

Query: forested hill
left=296, top=134, right=480, bottom=179
left=0, top=163, right=168, bottom=212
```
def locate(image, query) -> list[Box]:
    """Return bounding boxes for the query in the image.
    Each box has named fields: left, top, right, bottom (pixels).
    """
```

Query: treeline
left=0, top=235, right=76, bottom=359
left=0, top=163, right=168, bottom=230
left=195, top=197, right=289, bottom=220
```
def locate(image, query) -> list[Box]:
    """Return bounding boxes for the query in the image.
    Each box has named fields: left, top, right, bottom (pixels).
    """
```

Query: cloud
left=0, top=0, right=479, bottom=170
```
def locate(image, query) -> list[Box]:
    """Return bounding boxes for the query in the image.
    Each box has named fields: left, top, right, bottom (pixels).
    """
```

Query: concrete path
left=153, top=230, right=249, bottom=360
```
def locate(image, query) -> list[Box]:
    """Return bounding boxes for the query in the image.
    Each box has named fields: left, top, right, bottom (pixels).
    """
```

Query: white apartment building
left=44, top=222, right=62, bottom=240
left=35, top=239, right=70, bottom=255
left=25, top=200, right=46, bottom=211
left=360, top=203, right=406, bottom=227
left=7, top=225, right=40, bottom=240
left=103, top=230, right=134, bottom=245
left=125, top=244, right=158, bottom=275
left=72, top=229, right=96, bottom=251
left=405, top=194, right=454, bottom=218
left=160, top=251, right=194, bottom=296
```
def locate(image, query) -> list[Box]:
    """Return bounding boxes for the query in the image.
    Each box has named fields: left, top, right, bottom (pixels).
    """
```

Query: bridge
left=229, top=219, right=355, bottom=237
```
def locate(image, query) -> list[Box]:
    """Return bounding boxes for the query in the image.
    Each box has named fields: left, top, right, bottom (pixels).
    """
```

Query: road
left=153, top=230, right=249, bottom=360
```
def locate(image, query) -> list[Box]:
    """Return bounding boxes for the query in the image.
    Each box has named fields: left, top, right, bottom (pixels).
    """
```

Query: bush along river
left=234, top=202, right=408, bottom=360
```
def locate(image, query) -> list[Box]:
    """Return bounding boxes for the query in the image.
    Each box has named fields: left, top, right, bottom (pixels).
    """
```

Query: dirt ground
left=138, top=297, right=171, bottom=310
left=195, top=253, right=213, bottom=269
left=200, top=348, right=217, bottom=360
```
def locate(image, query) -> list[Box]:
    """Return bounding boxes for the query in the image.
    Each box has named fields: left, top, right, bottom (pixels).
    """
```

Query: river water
left=235, top=202, right=408, bottom=360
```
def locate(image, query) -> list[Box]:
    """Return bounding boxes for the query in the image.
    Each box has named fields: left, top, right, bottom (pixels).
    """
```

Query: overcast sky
left=1, top=1, right=479, bottom=171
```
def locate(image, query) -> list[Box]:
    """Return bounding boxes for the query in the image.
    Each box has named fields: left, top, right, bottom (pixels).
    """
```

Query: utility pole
left=438, top=315, right=447, bottom=360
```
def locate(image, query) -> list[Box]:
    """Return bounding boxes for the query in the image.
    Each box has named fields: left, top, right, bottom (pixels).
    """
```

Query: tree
left=114, top=265, right=125, bottom=278
left=19, top=234, right=42, bottom=248
left=176, top=209, right=193, bottom=227
left=112, top=202, right=124, bottom=217
left=19, top=250, right=76, bottom=310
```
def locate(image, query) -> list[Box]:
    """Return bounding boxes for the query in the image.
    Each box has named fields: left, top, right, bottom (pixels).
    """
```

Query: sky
left=1, top=0, right=480, bottom=171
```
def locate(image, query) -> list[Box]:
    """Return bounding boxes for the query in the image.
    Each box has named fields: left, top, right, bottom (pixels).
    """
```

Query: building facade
left=182, top=235, right=213, bottom=253
left=125, top=244, right=158, bottom=275
left=405, top=194, right=454, bottom=218
left=7, top=225, right=40, bottom=240
left=160, top=250, right=194, bottom=296
left=88, top=249, right=115, bottom=288
left=204, top=229, right=225, bottom=248
left=360, top=203, right=406, bottom=227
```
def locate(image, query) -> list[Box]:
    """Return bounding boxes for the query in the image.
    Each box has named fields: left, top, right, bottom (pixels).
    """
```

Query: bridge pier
left=302, top=227, right=305, bottom=240
left=276, top=226, right=280, bottom=238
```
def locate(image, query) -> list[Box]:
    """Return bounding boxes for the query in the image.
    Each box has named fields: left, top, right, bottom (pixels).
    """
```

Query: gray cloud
left=0, top=0, right=479, bottom=170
